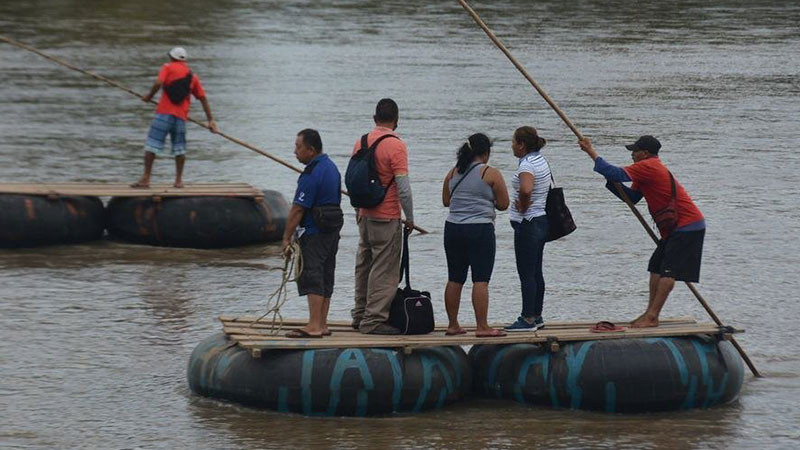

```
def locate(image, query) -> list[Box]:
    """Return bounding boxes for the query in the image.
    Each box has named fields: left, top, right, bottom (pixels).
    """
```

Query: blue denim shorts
left=146, top=113, right=186, bottom=156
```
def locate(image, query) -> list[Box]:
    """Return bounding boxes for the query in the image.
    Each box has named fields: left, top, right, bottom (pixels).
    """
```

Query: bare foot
left=285, top=328, right=323, bottom=338
left=322, top=328, right=331, bottom=336
left=173, top=181, right=184, bottom=188
left=445, top=327, right=466, bottom=336
left=476, top=328, right=507, bottom=338
left=130, top=180, right=150, bottom=188
left=630, top=315, right=659, bottom=328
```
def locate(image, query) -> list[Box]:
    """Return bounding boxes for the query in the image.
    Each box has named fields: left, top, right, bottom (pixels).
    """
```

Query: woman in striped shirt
left=505, top=126, right=552, bottom=332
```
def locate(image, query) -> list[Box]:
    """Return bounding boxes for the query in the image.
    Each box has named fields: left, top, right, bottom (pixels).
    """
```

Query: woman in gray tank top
left=441, top=133, right=509, bottom=337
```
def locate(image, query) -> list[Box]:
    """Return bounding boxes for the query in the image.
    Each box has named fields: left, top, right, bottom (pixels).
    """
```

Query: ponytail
left=514, top=126, right=546, bottom=153
left=456, top=140, right=474, bottom=174
left=455, top=133, right=492, bottom=174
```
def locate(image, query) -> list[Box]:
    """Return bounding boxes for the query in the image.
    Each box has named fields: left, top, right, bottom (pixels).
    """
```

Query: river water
left=1, top=1, right=799, bottom=448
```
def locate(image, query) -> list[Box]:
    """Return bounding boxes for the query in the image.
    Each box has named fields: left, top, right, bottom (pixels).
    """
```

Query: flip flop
left=476, top=329, right=507, bottom=338
left=285, top=329, right=323, bottom=339
left=445, top=328, right=467, bottom=336
left=130, top=181, right=149, bottom=188
left=322, top=330, right=332, bottom=336
left=590, top=321, right=626, bottom=333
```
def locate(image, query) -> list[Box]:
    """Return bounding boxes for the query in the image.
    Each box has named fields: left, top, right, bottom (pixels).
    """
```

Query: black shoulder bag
left=545, top=171, right=577, bottom=242
left=163, top=72, right=193, bottom=104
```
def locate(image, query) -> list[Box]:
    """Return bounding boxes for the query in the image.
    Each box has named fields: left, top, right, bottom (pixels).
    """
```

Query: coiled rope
left=250, top=240, right=303, bottom=334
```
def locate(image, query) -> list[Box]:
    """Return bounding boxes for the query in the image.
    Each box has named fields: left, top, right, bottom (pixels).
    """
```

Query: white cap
left=168, top=47, right=187, bottom=61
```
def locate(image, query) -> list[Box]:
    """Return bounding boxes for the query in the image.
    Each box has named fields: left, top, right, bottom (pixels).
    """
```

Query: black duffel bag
left=388, top=230, right=434, bottom=335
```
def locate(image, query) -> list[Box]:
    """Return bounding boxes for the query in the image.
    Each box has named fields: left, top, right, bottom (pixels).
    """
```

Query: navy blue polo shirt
left=293, top=153, right=342, bottom=235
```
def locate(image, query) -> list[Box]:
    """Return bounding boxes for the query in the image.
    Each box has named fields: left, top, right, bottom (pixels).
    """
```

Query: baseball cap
left=168, top=47, right=187, bottom=61
left=625, top=135, right=661, bottom=155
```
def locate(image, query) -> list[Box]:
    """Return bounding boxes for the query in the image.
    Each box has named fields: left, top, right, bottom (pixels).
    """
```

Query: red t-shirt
left=623, top=157, right=704, bottom=233
left=155, top=61, right=206, bottom=120
left=352, top=127, right=409, bottom=220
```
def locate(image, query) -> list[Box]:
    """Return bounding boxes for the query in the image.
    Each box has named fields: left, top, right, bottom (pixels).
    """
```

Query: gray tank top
left=446, top=163, right=496, bottom=224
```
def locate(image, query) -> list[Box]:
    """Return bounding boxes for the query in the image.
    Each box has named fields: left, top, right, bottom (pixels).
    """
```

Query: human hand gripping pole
left=0, top=33, right=429, bottom=234
left=456, top=0, right=760, bottom=377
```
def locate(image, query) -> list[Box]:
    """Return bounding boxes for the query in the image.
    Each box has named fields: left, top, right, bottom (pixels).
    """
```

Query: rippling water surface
left=2, top=1, right=799, bottom=448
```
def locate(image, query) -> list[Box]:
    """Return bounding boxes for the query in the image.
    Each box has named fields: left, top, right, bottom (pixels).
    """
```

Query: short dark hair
left=374, top=98, right=399, bottom=123
left=297, top=128, right=323, bottom=153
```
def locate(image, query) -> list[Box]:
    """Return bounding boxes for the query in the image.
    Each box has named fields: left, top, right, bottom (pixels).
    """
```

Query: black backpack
left=344, top=133, right=398, bottom=208
left=163, top=71, right=193, bottom=104
left=388, top=230, right=434, bottom=335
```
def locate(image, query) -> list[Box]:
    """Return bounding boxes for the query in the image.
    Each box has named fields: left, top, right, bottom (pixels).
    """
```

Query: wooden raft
left=220, top=315, right=742, bottom=357
left=0, top=182, right=263, bottom=199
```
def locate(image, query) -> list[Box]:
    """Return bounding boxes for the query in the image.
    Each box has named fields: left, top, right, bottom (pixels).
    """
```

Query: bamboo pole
left=456, top=0, right=761, bottom=377
left=0, top=34, right=429, bottom=234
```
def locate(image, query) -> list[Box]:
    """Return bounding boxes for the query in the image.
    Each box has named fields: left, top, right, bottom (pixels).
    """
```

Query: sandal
left=590, top=321, right=626, bottom=333
left=285, top=329, right=323, bottom=339
left=476, top=328, right=507, bottom=338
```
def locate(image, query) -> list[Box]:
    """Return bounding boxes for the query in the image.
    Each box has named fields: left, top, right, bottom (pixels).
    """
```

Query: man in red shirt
left=132, top=47, right=218, bottom=188
left=579, top=136, right=706, bottom=328
left=350, top=98, right=415, bottom=335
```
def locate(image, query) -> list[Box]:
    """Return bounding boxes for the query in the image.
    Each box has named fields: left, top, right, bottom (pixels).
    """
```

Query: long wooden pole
left=0, top=34, right=429, bottom=234
left=456, top=0, right=761, bottom=377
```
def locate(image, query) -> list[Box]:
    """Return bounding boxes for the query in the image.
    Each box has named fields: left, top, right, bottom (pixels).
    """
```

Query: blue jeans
left=511, top=216, right=548, bottom=318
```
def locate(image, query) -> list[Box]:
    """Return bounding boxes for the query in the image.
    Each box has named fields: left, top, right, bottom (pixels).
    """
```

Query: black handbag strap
left=543, top=157, right=554, bottom=190
left=399, top=228, right=412, bottom=290
left=667, top=171, right=676, bottom=199
left=448, top=162, right=481, bottom=196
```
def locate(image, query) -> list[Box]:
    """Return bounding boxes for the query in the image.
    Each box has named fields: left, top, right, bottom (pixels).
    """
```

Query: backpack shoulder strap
left=368, top=133, right=399, bottom=151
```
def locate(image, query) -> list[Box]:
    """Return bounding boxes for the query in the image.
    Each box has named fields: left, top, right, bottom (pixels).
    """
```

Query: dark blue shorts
left=443, top=222, right=495, bottom=284
left=648, top=228, right=705, bottom=282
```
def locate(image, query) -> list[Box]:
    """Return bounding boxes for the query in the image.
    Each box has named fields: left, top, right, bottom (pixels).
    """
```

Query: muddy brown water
left=1, top=1, right=799, bottom=448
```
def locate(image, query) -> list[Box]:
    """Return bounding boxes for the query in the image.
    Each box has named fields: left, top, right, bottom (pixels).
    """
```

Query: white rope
left=250, top=240, right=303, bottom=334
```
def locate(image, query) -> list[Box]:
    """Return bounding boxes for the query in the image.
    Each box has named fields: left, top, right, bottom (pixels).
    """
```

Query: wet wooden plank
left=218, top=315, right=738, bottom=351
left=220, top=315, right=699, bottom=331
left=0, top=182, right=262, bottom=198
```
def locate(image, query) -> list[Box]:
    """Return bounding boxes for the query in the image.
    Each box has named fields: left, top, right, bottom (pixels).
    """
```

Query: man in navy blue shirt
left=282, top=129, right=343, bottom=338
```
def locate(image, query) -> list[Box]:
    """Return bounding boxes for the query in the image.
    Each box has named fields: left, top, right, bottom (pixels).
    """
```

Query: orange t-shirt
left=623, top=157, right=704, bottom=232
left=155, top=61, right=206, bottom=120
left=352, top=127, right=409, bottom=219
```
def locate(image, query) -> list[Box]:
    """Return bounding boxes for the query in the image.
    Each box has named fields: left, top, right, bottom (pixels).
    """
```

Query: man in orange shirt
left=351, top=98, right=415, bottom=335
left=132, top=47, right=218, bottom=188
left=579, top=136, right=706, bottom=328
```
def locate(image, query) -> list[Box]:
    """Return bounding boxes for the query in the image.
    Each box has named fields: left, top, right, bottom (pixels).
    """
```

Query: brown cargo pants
left=351, top=217, right=402, bottom=333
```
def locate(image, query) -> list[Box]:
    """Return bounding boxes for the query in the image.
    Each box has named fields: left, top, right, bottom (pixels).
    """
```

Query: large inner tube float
left=0, top=194, right=104, bottom=248
left=105, top=189, right=287, bottom=248
left=470, top=336, right=744, bottom=413
left=188, top=333, right=472, bottom=416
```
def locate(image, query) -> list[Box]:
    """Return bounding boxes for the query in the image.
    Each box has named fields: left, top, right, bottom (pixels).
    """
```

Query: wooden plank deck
left=220, top=315, right=742, bottom=357
left=0, top=182, right=263, bottom=198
